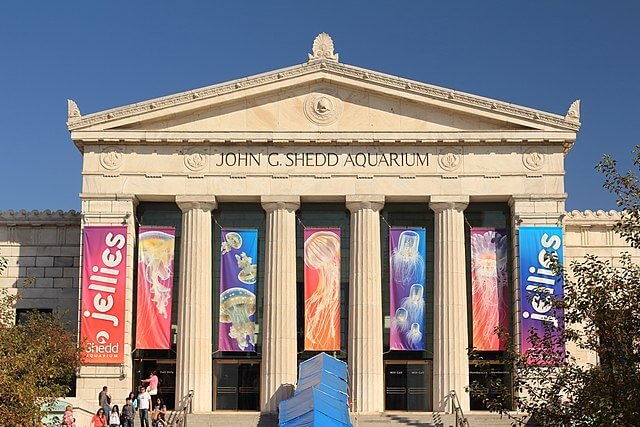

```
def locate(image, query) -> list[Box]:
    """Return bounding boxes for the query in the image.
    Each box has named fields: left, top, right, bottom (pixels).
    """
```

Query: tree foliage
left=0, top=253, right=83, bottom=427
left=469, top=151, right=640, bottom=426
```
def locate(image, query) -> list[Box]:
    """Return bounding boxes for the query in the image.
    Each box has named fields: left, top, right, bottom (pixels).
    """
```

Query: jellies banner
left=135, top=226, right=175, bottom=350
left=389, top=228, right=426, bottom=351
left=219, top=229, right=258, bottom=352
left=470, top=228, right=509, bottom=351
left=81, top=226, right=127, bottom=364
left=304, top=228, right=341, bottom=351
left=518, top=226, right=564, bottom=356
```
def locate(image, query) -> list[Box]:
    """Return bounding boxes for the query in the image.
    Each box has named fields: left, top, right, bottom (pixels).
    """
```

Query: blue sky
left=1, top=1, right=638, bottom=212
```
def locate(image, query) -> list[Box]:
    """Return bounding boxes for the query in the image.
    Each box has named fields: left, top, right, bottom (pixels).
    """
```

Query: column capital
left=346, top=195, right=385, bottom=213
left=429, top=195, right=469, bottom=213
left=261, top=195, right=300, bottom=213
left=176, top=195, right=217, bottom=212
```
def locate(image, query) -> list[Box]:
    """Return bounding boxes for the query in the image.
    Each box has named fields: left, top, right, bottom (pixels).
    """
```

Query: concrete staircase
left=185, top=412, right=517, bottom=426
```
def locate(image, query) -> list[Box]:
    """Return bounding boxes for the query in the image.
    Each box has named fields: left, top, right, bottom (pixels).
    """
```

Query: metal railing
left=168, top=390, right=193, bottom=427
left=450, top=390, right=470, bottom=427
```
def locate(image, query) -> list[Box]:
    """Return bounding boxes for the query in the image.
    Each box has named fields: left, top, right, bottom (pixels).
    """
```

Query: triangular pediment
left=68, top=60, right=580, bottom=137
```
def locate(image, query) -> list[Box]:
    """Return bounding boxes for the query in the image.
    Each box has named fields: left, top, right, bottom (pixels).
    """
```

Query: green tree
left=0, top=253, right=83, bottom=426
left=469, top=151, right=640, bottom=426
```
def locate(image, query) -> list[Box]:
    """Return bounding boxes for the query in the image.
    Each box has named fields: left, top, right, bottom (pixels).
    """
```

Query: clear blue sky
left=1, top=1, right=638, bottom=212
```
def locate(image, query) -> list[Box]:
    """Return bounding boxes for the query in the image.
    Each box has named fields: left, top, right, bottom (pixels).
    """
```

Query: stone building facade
left=1, top=35, right=637, bottom=416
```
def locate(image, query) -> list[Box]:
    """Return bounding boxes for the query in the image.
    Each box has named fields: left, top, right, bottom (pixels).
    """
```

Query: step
left=185, top=411, right=516, bottom=427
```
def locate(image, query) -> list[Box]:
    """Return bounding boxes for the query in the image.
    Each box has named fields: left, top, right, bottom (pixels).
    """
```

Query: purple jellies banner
left=218, top=229, right=258, bottom=352
left=519, top=226, right=564, bottom=357
left=389, top=228, right=426, bottom=350
left=470, top=228, right=509, bottom=351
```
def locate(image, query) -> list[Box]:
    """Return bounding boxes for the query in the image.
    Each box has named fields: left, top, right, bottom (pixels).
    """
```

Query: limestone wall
left=564, top=209, right=640, bottom=365
left=0, top=209, right=81, bottom=328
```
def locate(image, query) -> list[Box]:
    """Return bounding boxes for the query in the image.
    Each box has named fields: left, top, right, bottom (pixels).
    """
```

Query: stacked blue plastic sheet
left=279, top=353, right=352, bottom=427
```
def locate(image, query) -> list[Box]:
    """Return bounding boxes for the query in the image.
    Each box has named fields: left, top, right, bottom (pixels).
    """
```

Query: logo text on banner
left=518, top=226, right=564, bottom=358
left=81, top=226, right=127, bottom=364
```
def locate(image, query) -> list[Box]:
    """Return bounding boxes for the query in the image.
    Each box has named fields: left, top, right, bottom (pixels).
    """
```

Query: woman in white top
left=108, top=405, right=120, bottom=427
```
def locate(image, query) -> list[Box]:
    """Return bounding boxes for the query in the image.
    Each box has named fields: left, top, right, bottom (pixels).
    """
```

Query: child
left=61, top=405, right=76, bottom=427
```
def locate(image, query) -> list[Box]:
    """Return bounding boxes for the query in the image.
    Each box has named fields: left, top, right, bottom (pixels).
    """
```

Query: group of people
left=86, top=371, right=167, bottom=427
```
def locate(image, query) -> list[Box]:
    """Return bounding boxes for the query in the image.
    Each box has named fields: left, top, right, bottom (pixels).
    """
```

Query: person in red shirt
left=90, top=408, right=107, bottom=427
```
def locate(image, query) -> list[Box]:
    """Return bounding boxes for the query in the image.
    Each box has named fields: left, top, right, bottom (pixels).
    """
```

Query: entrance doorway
left=384, top=361, right=432, bottom=411
left=133, top=360, right=176, bottom=410
left=214, top=360, right=260, bottom=411
left=469, top=362, right=512, bottom=410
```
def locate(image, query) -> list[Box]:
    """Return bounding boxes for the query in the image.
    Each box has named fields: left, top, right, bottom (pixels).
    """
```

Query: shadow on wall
left=0, top=209, right=82, bottom=329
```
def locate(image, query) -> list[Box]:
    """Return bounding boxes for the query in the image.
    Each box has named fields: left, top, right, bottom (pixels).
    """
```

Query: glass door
left=214, top=360, right=260, bottom=411
left=385, top=361, right=431, bottom=411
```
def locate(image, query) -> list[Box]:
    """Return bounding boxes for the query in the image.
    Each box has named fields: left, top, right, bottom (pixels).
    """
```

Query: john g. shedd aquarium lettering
left=214, top=151, right=429, bottom=168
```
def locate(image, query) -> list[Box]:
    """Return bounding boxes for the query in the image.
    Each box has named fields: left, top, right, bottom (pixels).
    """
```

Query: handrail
left=450, top=390, right=470, bottom=427
left=168, top=390, right=194, bottom=427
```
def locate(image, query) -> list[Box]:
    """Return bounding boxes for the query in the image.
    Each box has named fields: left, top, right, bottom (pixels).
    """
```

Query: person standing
left=98, top=386, right=111, bottom=420
left=90, top=408, right=107, bottom=427
left=121, top=397, right=135, bottom=427
left=141, top=370, right=159, bottom=396
left=108, top=405, right=120, bottom=427
left=137, top=385, right=152, bottom=427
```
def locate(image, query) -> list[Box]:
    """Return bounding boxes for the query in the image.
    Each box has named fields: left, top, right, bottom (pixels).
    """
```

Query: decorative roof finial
left=67, top=99, right=81, bottom=120
left=308, top=33, right=339, bottom=62
left=565, top=99, right=580, bottom=122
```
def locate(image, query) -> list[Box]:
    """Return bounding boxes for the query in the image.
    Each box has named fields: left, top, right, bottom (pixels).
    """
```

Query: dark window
left=15, top=308, right=52, bottom=325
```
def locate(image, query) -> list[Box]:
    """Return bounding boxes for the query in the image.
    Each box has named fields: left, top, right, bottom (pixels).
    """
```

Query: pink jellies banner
left=218, top=229, right=258, bottom=352
left=519, top=226, right=564, bottom=360
left=81, top=226, right=127, bottom=364
left=304, top=228, right=341, bottom=351
left=470, top=228, right=509, bottom=351
left=135, top=226, right=175, bottom=350
left=389, top=228, right=426, bottom=351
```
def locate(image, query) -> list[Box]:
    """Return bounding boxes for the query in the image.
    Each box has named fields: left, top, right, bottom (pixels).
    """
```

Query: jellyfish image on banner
left=407, top=323, right=423, bottom=349
left=401, top=284, right=425, bottom=325
left=235, top=252, right=257, bottom=284
left=304, top=228, right=341, bottom=351
left=221, top=232, right=242, bottom=255
left=219, top=229, right=258, bottom=352
left=391, top=230, right=425, bottom=287
left=389, top=228, right=426, bottom=350
left=391, top=307, right=410, bottom=336
left=135, top=227, right=176, bottom=350
left=470, top=228, right=508, bottom=351
left=220, top=287, right=256, bottom=351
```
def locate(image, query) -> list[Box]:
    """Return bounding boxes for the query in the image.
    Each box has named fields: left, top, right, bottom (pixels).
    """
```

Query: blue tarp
left=279, top=387, right=350, bottom=427
left=279, top=353, right=352, bottom=427
left=297, top=352, right=348, bottom=382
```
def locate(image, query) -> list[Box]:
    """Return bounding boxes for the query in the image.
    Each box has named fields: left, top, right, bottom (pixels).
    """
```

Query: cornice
left=564, top=209, right=621, bottom=226
left=67, top=60, right=580, bottom=133
left=0, top=209, right=81, bottom=225
left=71, top=130, right=577, bottom=148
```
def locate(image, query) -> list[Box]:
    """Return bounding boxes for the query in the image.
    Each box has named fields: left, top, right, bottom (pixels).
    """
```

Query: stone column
left=175, top=195, right=216, bottom=413
left=429, top=195, right=470, bottom=412
left=260, top=196, right=300, bottom=413
left=346, top=195, right=385, bottom=413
